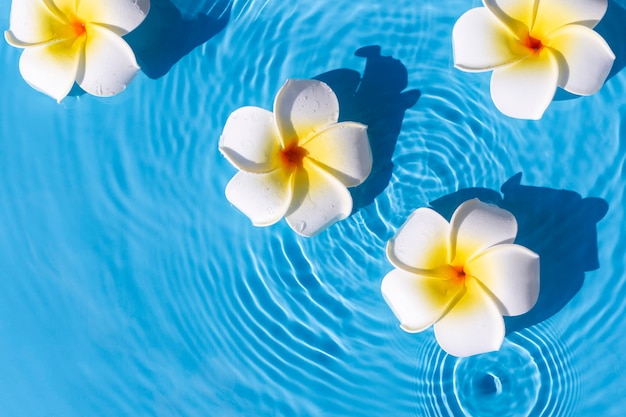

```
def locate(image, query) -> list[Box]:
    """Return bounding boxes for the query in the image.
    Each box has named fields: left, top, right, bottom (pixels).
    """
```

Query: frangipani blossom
left=4, top=0, right=150, bottom=101
left=381, top=199, right=540, bottom=357
left=219, top=79, right=372, bottom=237
left=452, top=0, right=615, bottom=119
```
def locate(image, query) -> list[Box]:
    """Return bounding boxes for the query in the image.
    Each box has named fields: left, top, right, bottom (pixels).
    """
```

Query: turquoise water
left=1, top=0, right=625, bottom=415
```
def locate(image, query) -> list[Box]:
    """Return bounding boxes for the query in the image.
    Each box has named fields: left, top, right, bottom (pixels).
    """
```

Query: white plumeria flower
left=381, top=199, right=540, bottom=357
left=219, top=79, right=372, bottom=237
left=4, top=0, right=150, bottom=101
left=452, top=0, right=615, bottom=120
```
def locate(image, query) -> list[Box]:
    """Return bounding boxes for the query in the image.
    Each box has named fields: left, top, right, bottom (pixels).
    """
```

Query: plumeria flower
left=452, top=0, right=615, bottom=119
left=381, top=199, right=540, bottom=357
left=219, top=79, right=372, bottom=237
left=4, top=0, right=150, bottom=101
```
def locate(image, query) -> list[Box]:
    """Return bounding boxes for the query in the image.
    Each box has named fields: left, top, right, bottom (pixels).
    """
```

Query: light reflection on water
left=0, top=0, right=625, bottom=416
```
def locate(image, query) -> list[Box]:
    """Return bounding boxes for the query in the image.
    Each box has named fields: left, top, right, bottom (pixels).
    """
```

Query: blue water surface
left=1, top=0, right=626, bottom=416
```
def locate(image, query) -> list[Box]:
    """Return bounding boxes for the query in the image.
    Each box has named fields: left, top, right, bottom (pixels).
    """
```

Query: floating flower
left=219, top=79, right=372, bottom=237
left=381, top=199, right=540, bottom=357
left=452, top=0, right=615, bottom=119
left=4, top=0, right=150, bottom=101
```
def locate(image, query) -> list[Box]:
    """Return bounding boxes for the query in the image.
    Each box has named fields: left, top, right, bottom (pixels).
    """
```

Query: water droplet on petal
left=294, top=221, right=306, bottom=233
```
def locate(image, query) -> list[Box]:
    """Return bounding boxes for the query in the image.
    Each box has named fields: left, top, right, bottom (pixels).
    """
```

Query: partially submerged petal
left=489, top=51, right=559, bottom=119
left=78, top=0, right=150, bottom=35
left=304, top=122, right=372, bottom=186
left=274, top=79, right=340, bottom=148
left=225, top=169, right=293, bottom=227
left=533, top=0, right=608, bottom=34
left=285, top=160, right=352, bottom=237
left=18, top=38, right=82, bottom=101
left=434, top=279, right=505, bottom=357
left=450, top=199, right=517, bottom=266
left=77, top=24, right=140, bottom=97
left=6, top=0, right=68, bottom=45
left=219, top=106, right=281, bottom=173
left=466, top=244, right=540, bottom=316
left=548, top=24, right=615, bottom=95
left=453, top=7, right=526, bottom=72
left=381, top=269, right=465, bottom=333
left=387, top=208, right=450, bottom=272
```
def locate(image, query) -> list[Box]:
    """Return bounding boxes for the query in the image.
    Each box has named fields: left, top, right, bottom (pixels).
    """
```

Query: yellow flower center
left=279, top=143, right=308, bottom=170
left=420, top=264, right=469, bottom=308
left=69, top=16, right=87, bottom=37
left=521, top=33, right=543, bottom=54
left=451, top=265, right=467, bottom=282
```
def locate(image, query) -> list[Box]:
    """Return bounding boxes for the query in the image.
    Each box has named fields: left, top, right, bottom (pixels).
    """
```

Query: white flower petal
left=78, top=0, right=150, bottom=35
left=466, top=244, right=540, bottom=316
left=482, top=0, right=534, bottom=29
left=490, top=51, right=559, bottom=119
left=304, top=122, right=372, bottom=187
left=6, top=0, right=66, bottom=44
left=18, top=38, right=82, bottom=101
left=453, top=7, right=526, bottom=72
left=548, top=24, right=615, bottom=95
left=285, top=160, right=352, bottom=237
left=533, top=0, right=608, bottom=33
left=274, top=79, right=340, bottom=148
left=387, top=208, right=450, bottom=271
left=450, top=199, right=517, bottom=266
left=434, top=279, right=505, bottom=357
left=219, top=107, right=281, bottom=173
left=381, top=269, right=465, bottom=333
left=76, top=24, right=140, bottom=97
left=225, top=169, right=293, bottom=227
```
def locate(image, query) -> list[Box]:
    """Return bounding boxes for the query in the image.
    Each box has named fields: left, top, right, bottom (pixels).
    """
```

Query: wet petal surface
left=219, top=106, right=281, bottom=173
left=305, top=122, right=372, bottom=187
left=482, top=0, right=535, bottom=31
left=489, top=51, right=559, bottom=120
left=450, top=199, right=518, bottom=265
left=381, top=269, right=464, bottom=333
left=225, top=169, right=293, bottom=227
left=453, top=7, right=526, bottom=72
left=548, top=24, right=615, bottom=95
left=434, top=279, right=505, bottom=357
left=6, top=0, right=68, bottom=45
left=466, top=244, right=540, bottom=316
left=285, top=160, right=352, bottom=236
left=78, top=0, right=150, bottom=35
left=533, top=0, right=608, bottom=34
left=387, top=208, right=450, bottom=272
left=274, top=79, right=339, bottom=148
left=77, top=24, right=140, bottom=97
left=18, top=37, right=83, bottom=101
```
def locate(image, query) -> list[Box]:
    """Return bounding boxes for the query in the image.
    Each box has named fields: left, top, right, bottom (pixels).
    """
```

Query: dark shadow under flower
left=315, top=45, right=421, bottom=213
left=125, top=0, right=232, bottom=79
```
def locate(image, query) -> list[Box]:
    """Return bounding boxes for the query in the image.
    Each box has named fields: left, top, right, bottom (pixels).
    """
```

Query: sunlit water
left=1, top=0, right=625, bottom=415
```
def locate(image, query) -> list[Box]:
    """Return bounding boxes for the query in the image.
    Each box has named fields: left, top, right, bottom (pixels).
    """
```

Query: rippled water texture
left=1, top=0, right=626, bottom=415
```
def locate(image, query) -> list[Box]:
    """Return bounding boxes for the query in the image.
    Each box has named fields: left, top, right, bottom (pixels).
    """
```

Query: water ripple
left=2, top=0, right=626, bottom=415
left=413, top=324, right=579, bottom=417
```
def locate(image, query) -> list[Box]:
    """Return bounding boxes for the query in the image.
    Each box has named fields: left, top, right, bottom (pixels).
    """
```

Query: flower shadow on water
left=314, top=45, right=421, bottom=213
left=125, top=0, right=232, bottom=79
left=555, top=0, right=626, bottom=100
left=429, top=173, right=608, bottom=334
